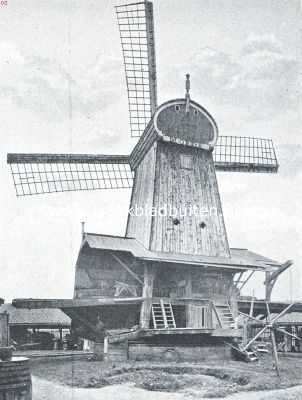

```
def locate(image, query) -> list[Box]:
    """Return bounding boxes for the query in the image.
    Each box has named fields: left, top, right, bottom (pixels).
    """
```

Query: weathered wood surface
left=7, top=153, right=129, bottom=164
left=153, top=267, right=234, bottom=302
left=0, top=313, right=9, bottom=347
left=142, top=328, right=214, bottom=336
left=127, top=100, right=229, bottom=257
left=187, top=303, right=210, bottom=328
left=128, top=343, right=232, bottom=362
left=150, top=142, right=230, bottom=256
left=126, top=143, right=157, bottom=248
left=265, top=261, right=293, bottom=301
left=140, top=265, right=156, bottom=329
left=212, top=328, right=242, bottom=337
left=145, top=0, right=157, bottom=114
left=0, top=357, right=32, bottom=400
left=74, top=248, right=143, bottom=299
left=12, top=297, right=143, bottom=309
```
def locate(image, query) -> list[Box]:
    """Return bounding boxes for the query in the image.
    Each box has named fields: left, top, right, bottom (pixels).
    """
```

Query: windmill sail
left=7, top=154, right=133, bottom=196
left=116, top=1, right=157, bottom=137
left=7, top=135, right=278, bottom=197
left=214, top=136, right=278, bottom=173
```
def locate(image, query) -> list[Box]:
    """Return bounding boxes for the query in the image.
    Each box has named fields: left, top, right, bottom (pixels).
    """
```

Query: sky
left=0, top=0, right=301, bottom=303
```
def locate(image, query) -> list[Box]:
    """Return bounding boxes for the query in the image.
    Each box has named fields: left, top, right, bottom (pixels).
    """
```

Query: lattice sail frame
left=7, top=154, right=133, bottom=196
left=7, top=136, right=278, bottom=196
left=116, top=1, right=157, bottom=137
left=214, top=136, right=278, bottom=173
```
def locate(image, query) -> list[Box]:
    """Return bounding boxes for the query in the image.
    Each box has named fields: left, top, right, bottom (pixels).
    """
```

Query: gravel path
left=32, top=376, right=302, bottom=400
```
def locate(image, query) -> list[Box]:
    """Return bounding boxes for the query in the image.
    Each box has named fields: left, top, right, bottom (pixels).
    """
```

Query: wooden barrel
left=0, top=357, right=32, bottom=400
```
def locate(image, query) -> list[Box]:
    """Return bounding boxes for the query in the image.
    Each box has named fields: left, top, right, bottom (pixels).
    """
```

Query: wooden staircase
left=152, top=300, right=176, bottom=329
left=224, top=341, right=259, bottom=362
left=214, top=304, right=235, bottom=329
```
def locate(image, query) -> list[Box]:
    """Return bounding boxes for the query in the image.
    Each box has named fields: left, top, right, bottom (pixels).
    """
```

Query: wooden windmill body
left=127, top=94, right=229, bottom=257
left=8, top=1, right=294, bottom=362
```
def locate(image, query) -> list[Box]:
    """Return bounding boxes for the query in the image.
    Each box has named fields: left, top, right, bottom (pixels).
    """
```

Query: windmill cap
left=153, top=98, right=218, bottom=149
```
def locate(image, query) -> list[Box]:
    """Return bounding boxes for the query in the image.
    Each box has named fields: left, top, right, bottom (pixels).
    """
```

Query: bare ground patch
left=30, top=354, right=302, bottom=398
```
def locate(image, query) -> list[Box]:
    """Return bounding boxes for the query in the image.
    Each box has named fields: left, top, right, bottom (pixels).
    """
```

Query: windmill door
left=186, top=302, right=208, bottom=328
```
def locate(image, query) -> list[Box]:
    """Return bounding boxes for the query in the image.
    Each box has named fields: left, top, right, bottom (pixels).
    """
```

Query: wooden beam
left=266, top=261, right=293, bottom=283
left=238, top=271, right=254, bottom=291
left=212, top=304, right=223, bottom=328
left=12, top=297, right=144, bottom=309
left=234, top=271, right=244, bottom=288
left=265, top=261, right=293, bottom=301
left=7, top=153, right=130, bottom=164
left=110, top=253, right=144, bottom=285
left=139, top=264, right=155, bottom=329
left=141, top=328, right=214, bottom=336
left=108, top=329, right=142, bottom=344
left=271, top=303, right=295, bottom=324
left=0, top=313, right=9, bottom=347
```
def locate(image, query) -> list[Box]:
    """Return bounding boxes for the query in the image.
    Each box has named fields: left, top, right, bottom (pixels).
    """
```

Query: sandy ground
left=32, top=376, right=302, bottom=400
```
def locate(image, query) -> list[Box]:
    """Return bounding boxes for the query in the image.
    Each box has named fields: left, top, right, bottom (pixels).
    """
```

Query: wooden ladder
left=152, top=299, right=176, bottom=329
left=214, top=304, right=235, bottom=329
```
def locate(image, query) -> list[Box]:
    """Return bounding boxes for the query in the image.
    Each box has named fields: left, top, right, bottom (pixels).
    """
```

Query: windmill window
left=200, top=222, right=206, bottom=229
left=194, top=109, right=198, bottom=115
left=180, top=154, right=193, bottom=170
left=173, top=218, right=180, bottom=226
left=175, top=105, right=180, bottom=112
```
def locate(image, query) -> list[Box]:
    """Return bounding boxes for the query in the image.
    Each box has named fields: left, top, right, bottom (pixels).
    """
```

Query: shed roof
left=0, top=303, right=71, bottom=327
left=83, top=233, right=282, bottom=271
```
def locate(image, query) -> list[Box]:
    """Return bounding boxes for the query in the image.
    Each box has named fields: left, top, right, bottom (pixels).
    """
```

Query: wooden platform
left=14, top=350, right=92, bottom=359
left=143, top=328, right=214, bottom=336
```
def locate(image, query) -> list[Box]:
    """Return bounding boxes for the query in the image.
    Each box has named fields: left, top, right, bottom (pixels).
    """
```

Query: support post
left=0, top=313, right=9, bottom=347
left=242, top=319, right=248, bottom=347
left=265, top=261, right=293, bottom=301
left=271, top=329, right=280, bottom=377
left=103, top=336, right=109, bottom=362
left=139, top=264, right=155, bottom=329
left=265, top=271, right=272, bottom=302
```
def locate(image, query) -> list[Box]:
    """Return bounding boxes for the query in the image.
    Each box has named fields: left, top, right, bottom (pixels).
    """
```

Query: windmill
left=7, top=1, right=278, bottom=205
left=8, top=1, right=289, bottom=364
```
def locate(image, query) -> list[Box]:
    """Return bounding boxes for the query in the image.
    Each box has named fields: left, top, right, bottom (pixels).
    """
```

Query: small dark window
left=194, top=109, right=198, bottom=115
left=175, top=105, right=180, bottom=111
left=173, top=218, right=180, bottom=226
left=180, top=154, right=193, bottom=170
left=200, top=222, right=206, bottom=229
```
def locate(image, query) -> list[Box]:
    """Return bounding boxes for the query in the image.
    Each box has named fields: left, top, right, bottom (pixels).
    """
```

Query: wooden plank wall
left=128, top=343, right=232, bottom=362
left=74, top=248, right=141, bottom=299
left=126, top=143, right=157, bottom=248
left=153, top=266, right=234, bottom=300
left=150, top=142, right=230, bottom=256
